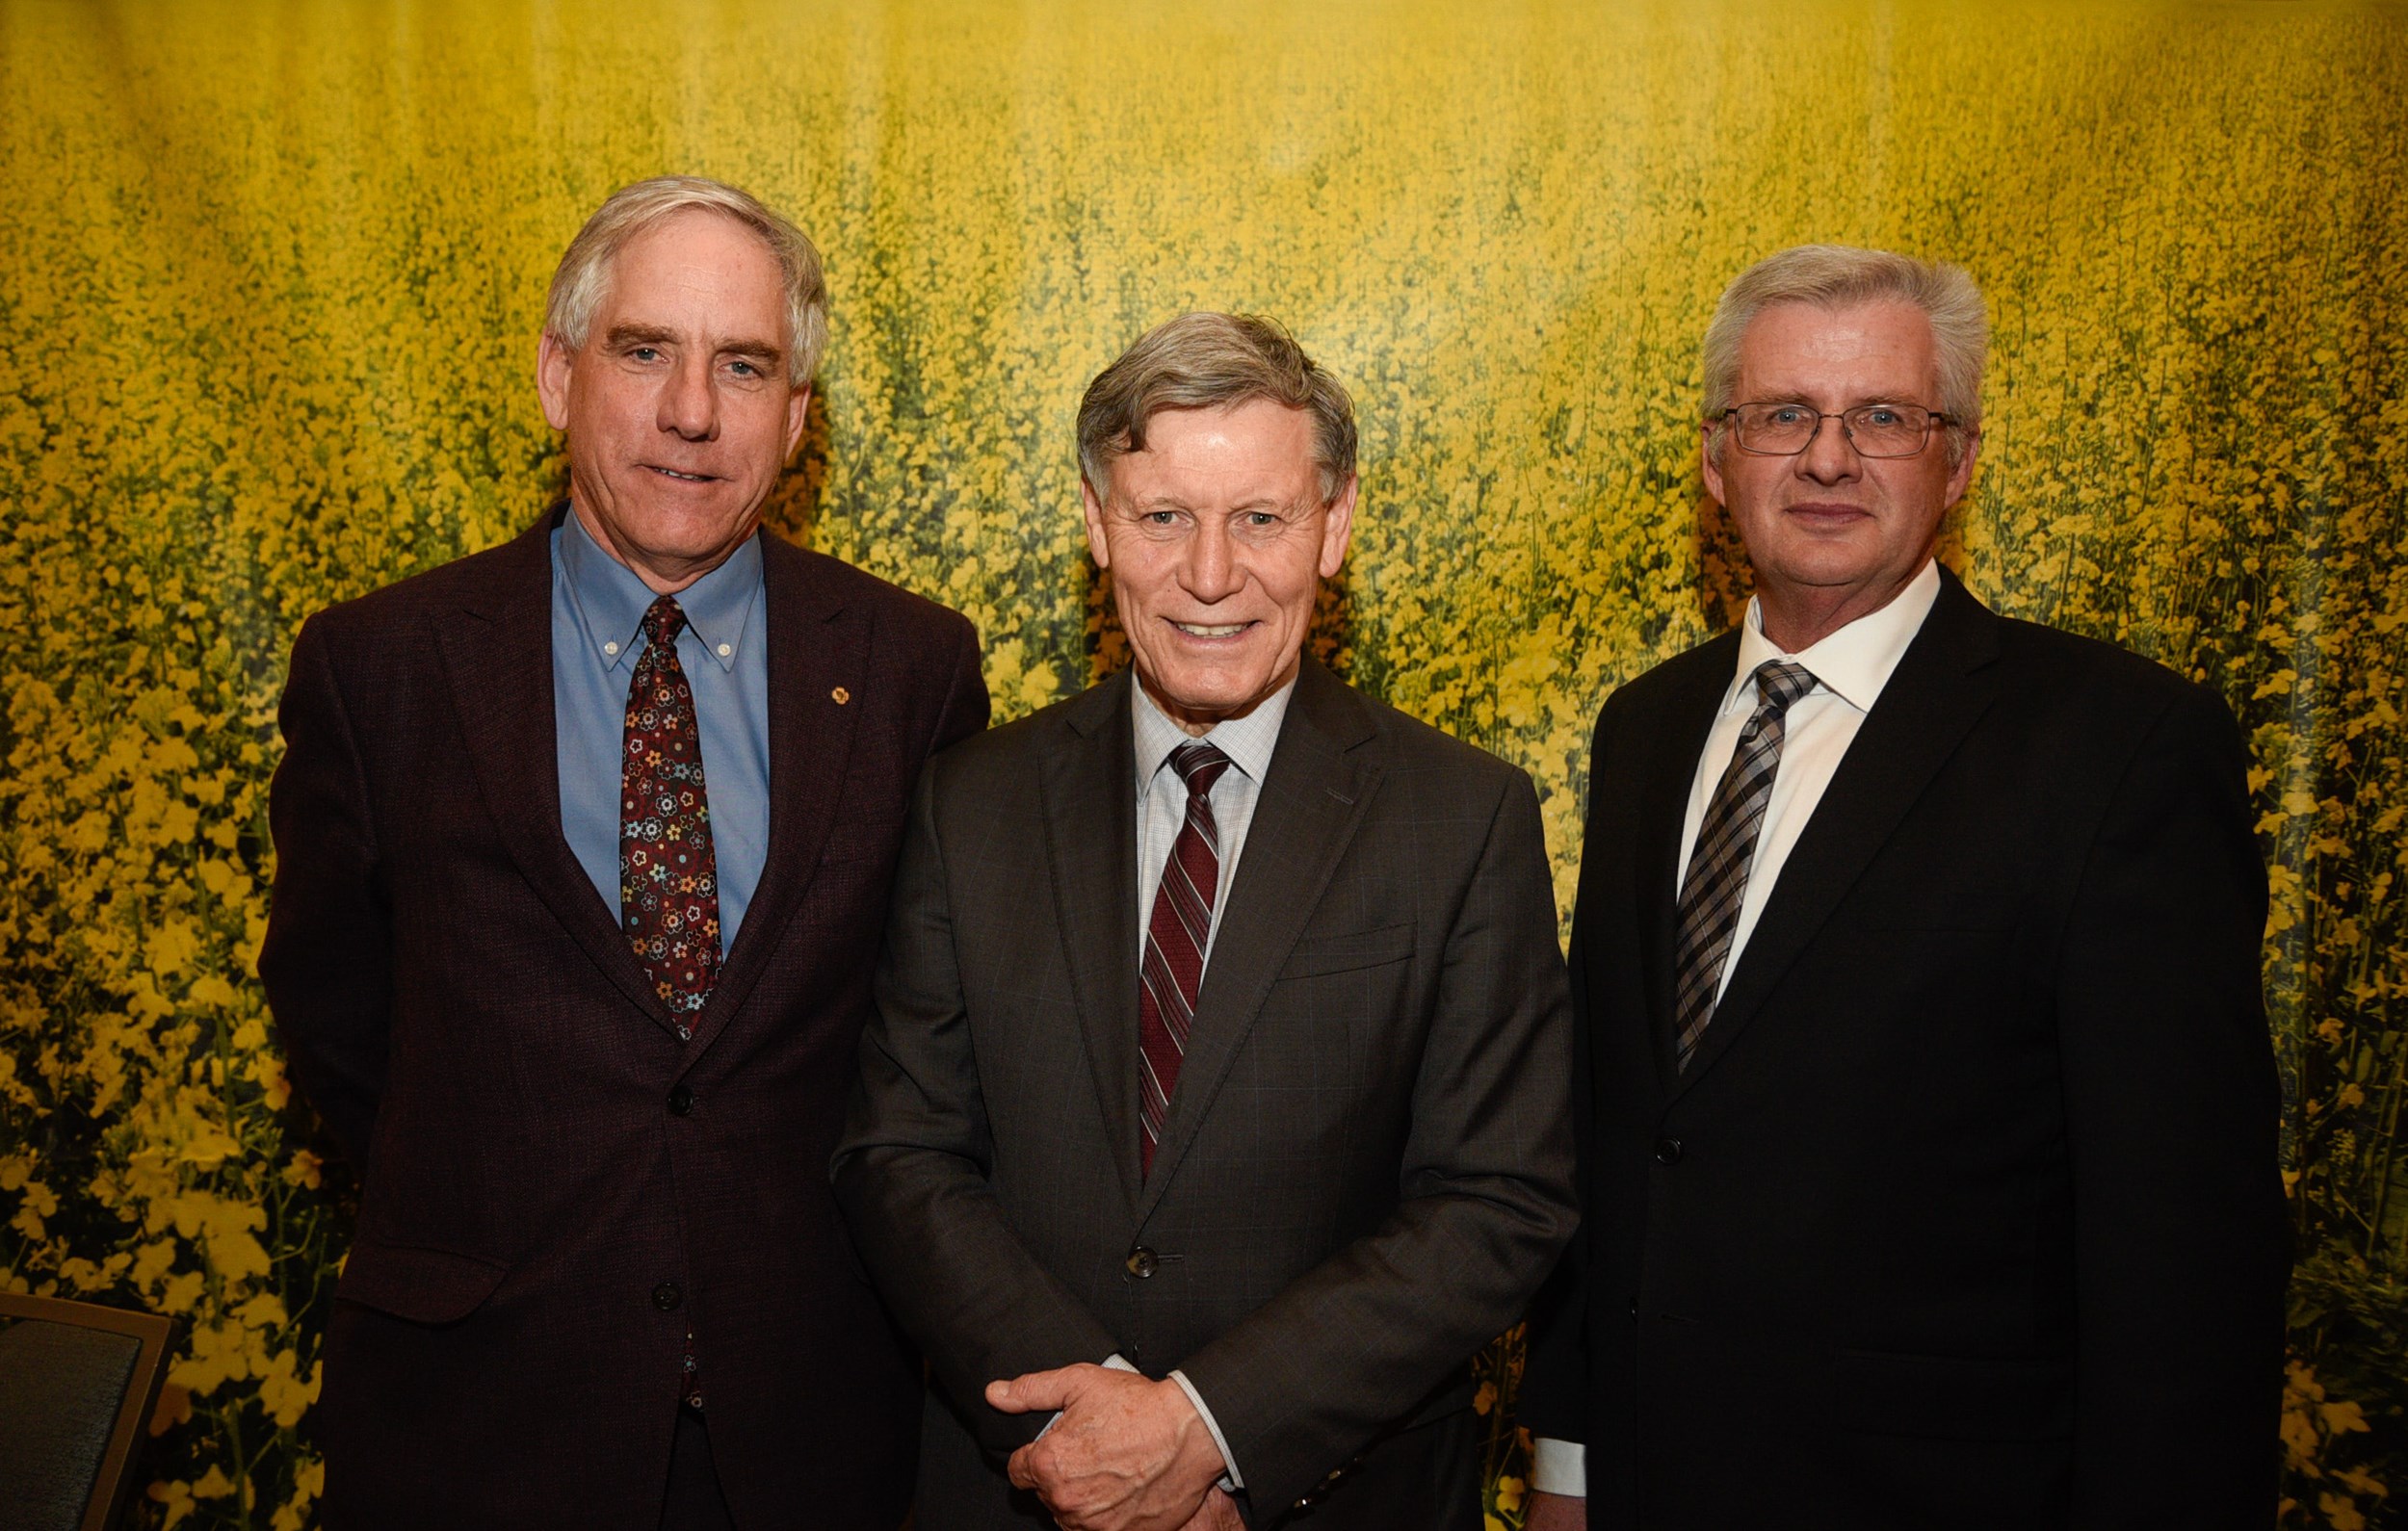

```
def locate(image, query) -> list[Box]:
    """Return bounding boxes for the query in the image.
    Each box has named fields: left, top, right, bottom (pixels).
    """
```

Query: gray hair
left=543, top=175, right=827, bottom=388
left=1077, top=312, right=1357, bottom=504
left=1702, top=244, right=1987, bottom=464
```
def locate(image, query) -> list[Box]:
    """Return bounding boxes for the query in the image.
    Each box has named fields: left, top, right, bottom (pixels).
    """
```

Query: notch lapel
left=682, top=534, right=866, bottom=1060
left=436, top=512, right=675, bottom=1031
left=1673, top=575, right=2002, bottom=1097
left=1040, top=673, right=1145, bottom=1214
left=1139, top=662, right=1382, bottom=1220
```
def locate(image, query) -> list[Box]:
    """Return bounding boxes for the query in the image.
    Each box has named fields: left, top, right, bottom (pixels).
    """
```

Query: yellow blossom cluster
left=1, top=3, right=2402, bottom=1526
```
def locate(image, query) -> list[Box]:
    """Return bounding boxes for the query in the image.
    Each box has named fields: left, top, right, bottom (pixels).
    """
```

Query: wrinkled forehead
left=599, top=209, right=789, bottom=330
left=1106, top=401, right=1325, bottom=501
left=1737, top=298, right=1942, bottom=401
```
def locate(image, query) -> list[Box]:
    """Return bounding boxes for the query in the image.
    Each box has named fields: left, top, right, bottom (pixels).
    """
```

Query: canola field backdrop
left=2, top=1, right=2404, bottom=1524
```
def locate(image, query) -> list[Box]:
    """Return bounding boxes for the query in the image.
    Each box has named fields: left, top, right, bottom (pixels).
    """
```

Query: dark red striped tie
left=1139, top=741, right=1233, bottom=1174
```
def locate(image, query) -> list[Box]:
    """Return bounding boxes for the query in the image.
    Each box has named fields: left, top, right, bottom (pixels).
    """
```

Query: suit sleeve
left=2056, top=682, right=2288, bottom=1528
left=1170, top=771, right=1579, bottom=1513
left=929, top=611, right=991, bottom=755
left=832, top=757, right=1121, bottom=1457
left=1516, top=701, right=1616, bottom=1456
left=257, top=615, right=393, bottom=1167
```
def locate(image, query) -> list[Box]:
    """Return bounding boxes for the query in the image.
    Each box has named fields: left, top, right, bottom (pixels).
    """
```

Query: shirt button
left=603, top=641, right=619, bottom=656
left=717, top=642, right=732, bottom=658
left=652, top=1282, right=683, bottom=1311
left=668, top=1084, right=694, bottom=1116
left=1125, top=1247, right=1158, bottom=1280
left=1653, top=1136, right=1685, bottom=1165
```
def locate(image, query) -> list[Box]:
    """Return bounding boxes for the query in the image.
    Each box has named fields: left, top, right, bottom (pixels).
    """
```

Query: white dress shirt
left=1040, top=674, right=1298, bottom=1491
left=1530, top=558, right=1942, bottom=1498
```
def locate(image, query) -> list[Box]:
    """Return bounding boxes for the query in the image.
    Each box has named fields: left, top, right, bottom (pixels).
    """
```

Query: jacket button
left=1653, top=1136, right=1684, bottom=1165
left=668, top=1084, right=694, bottom=1116
left=1125, top=1247, right=1158, bottom=1279
left=652, top=1282, right=683, bottom=1311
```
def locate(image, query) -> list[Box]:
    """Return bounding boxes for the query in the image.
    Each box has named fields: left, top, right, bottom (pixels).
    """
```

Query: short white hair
left=543, top=175, right=827, bottom=387
left=1702, top=244, right=1987, bottom=464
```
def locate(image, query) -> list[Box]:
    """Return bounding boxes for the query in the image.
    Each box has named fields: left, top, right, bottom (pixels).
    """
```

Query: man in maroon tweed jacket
left=260, top=176, right=986, bottom=1530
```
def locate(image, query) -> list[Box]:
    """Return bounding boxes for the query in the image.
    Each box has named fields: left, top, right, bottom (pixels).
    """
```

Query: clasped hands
left=987, top=1363, right=1241, bottom=1531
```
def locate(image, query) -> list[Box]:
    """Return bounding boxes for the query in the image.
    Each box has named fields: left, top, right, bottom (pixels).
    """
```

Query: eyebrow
left=1123, top=494, right=1303, bottom=515
left=604, top=324, right=786, bottom=366
left=606, top=324, right=678, bottom=350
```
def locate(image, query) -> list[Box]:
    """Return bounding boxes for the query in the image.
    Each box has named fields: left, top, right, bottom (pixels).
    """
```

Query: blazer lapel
left=436, top=511, right=675, bottom=1031
left=1632, top=636, right=1741, bottom=1089
left=1139, top=661, right=1382, bottom=1219
left=1674, top=572, right=2002, bottom=1096
left=1040, top=673, right=1146, bottom=1214
left=683, top=532, right=867, bottom=1058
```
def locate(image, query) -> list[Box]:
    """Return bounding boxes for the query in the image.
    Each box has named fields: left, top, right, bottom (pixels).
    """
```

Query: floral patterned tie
left=620, top=596, right=720, bottom=1042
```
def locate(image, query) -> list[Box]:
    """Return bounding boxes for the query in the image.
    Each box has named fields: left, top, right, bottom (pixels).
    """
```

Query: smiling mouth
left=1170, top=620, right=1254, bottom=637
left=644, top=465, right=717, bottom=483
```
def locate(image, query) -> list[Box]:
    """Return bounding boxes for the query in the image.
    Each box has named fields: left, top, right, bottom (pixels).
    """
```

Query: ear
left=784, top=383, right=813, bottom=459
left=1943, top=427, right=1981, bottom=507
left=1317, top=474, right=1359, bottom=579
left=1699, top=419, right=1726, bottom=506
left=1080, top=476, right=1113, bottom=570
left=537, top=332, right=575, bottom=431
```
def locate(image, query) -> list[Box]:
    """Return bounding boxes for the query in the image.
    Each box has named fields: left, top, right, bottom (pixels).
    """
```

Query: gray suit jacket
left=833, top=659, right=1576, bottom=1525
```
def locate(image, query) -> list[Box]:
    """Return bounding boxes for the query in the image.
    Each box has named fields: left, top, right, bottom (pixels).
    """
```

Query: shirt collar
left=1132, top=671, right=1297, bottom=795
left=1723, top=557, right=1943, bottom=717
left=558, top=508, right=763, bottom=674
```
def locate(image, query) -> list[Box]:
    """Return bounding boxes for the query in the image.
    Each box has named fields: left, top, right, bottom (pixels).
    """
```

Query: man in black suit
left=262, top=177, right=987, bottom=1529
left=1519, top=245, right=2288, bottom=1530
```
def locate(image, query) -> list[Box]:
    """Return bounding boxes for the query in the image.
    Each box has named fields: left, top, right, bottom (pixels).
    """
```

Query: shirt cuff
left=1167, top=1369, right=1243, bottom=1492
left=1531, top=1437, right=1585, bottom=1497
left=1044, top=1357, right=1242, bottom=1493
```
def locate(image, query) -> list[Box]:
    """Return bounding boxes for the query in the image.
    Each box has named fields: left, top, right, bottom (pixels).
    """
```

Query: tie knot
left=1752, top=660, right=1818, bottom=714
left=641, top=596, right=688, bottom=650
left=1169, top=740, right=1233, bottom=798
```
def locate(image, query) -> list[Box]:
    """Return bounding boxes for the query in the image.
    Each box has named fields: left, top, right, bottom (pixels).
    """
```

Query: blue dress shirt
left=551, top=511, right=771, bottom=957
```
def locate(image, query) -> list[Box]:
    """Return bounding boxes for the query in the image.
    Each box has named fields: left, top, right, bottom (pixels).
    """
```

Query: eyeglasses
left=1722, top=402, right=1955, bottom=458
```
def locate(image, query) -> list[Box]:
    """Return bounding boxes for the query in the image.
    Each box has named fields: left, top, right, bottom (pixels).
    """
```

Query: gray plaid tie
left=1672, top=660, right=1819, bottom=1072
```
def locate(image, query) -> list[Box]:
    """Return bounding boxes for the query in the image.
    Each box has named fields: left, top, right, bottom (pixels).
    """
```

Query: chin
left=1146, top=668, right=1266, bottom=718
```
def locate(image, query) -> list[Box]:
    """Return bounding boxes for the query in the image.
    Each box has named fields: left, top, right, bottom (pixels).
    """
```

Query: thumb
left=985, top=1363, right=1088, bottom=1414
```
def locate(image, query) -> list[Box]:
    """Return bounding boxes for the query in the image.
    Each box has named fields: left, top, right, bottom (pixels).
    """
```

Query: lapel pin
left=831, top=687, right=851, bottom=705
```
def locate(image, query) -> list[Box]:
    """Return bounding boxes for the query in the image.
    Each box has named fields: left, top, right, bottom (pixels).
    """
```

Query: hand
left=1523, top=1490, right=1587, bottom=1531
left=987, top=1363, right=1227, bottom=1531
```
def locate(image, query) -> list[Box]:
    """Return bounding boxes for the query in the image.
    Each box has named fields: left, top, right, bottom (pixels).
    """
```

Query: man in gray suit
left=834, top=313, right=1576, bottom=1530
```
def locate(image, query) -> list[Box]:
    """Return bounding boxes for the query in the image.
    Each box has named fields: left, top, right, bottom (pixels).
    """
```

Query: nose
left=1794, top=413, right=1860, bottom=484
left=1180, top=517, right=1243, bottom=603
left=658, top=351, right=720, bottom=442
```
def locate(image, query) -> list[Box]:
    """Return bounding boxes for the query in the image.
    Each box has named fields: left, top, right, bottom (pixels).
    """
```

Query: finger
left=986, top=1363, right=1087, bottom=1414
left=1007, top=1442, right=1040, bottom=1492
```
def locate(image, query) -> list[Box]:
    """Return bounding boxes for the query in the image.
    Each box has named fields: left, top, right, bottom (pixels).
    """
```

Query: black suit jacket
left=1520, top=570, right=2288, bottom=1529
left=260, top=510, right=988, bottom=1529
left=833, top=661, right=1577, bottom=1526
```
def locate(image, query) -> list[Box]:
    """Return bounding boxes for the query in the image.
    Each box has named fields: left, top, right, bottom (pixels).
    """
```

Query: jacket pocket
left=336, top=1236, right=510, bottom=1325
left=1276, top=922, right=1415, bottom=979
left=1834, top=1347, right=2073, bottom=1441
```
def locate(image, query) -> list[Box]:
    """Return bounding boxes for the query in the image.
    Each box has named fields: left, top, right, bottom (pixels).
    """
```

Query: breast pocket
left=1276, top=921, right=1416, bottom=979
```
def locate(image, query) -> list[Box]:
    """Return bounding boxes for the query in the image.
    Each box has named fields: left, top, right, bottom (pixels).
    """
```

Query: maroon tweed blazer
left=260, top=508, right=987, bottom=1529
